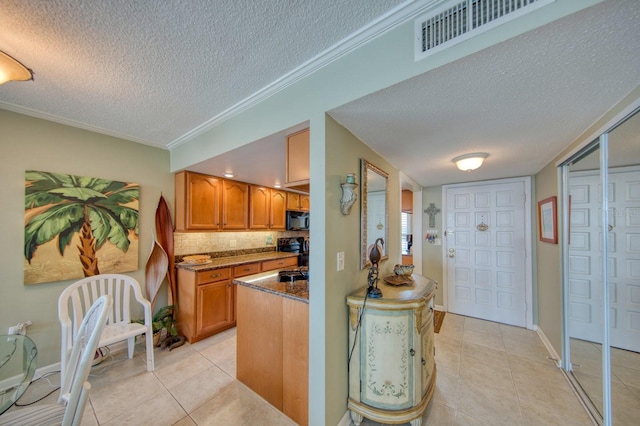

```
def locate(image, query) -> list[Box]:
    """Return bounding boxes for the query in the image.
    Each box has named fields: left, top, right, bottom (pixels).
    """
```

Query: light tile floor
left=8, top=314, right=596, bottom=425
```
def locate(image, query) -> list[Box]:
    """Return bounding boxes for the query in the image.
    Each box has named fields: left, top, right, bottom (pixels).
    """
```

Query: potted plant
left=151, top=305, right=185, bottom=350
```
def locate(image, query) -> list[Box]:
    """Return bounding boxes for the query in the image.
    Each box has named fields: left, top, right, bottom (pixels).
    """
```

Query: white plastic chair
left=58, top=274, right=154, bottom=390
left=0, top=295, right=112, bottom=426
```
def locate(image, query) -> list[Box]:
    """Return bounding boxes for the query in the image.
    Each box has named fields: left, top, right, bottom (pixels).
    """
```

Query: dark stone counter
left=233, top=270, right=308, bottom=304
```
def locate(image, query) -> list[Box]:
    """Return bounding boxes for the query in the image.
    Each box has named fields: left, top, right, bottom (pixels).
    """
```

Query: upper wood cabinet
left=175, top=171, right=222, bottom=231
left=402, top=190, right=413, bottom=213
left=222, top=180, right=249, bottom=230
left=286, top=129, right=310, bottom=188
left=250, top=186, right=286, bottom=230
left=286, top=192, right=310, bottom=212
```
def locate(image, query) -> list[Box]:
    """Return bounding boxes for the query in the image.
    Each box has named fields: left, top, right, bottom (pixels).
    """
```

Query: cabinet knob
left=421, top=358, right=426, bottom=366
left=409, top=348, right=415, bottom=357
left=210, top=273, right=222, bottom=279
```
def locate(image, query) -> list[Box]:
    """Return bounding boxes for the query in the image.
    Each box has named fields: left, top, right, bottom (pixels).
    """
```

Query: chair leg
left=127, top=337, right=135, bottom=358
left=145, top=331, right=155, bottom=371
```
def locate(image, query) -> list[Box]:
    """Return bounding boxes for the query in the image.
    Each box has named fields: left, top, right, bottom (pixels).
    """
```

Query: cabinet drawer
left=262, top=257, right=298, bottom=271
left=196, top=268, right=231, bottom=285
left=234, top=262, right=261, bottom=277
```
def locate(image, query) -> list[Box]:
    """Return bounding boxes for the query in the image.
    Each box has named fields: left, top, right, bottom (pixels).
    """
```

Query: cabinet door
left=250, top=186, right=270, bottom=229
left=222, top=180, right=249, bottom=230
left=286, top=192, right=300, bottom=210
left=286, top=128, right=310, bottom=184
left=360, top=309, right=414, bottom=410
left=270, top=189, right=287, bottom=229
left=176, top=171, right=221, bottom=230
left=299, top=194, right=310, bottom=212
left=196, top=280, right=234, bottom=337
left=421, top=315, right=435, bottom=398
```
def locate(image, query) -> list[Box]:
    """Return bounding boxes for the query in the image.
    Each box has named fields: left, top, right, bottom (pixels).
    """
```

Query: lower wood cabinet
left=346, top=275, right=436, bottom=426
left=237, top=285, right=308, bottom=425
left=176, top=255, right=300, bottom=344
left=177, top=267, right=234, bottom=343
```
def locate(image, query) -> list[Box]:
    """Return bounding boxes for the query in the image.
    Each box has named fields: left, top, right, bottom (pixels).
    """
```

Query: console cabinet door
left=360, top=308, right=414, bottom=410
left=196, top=280, right=234, bottom=336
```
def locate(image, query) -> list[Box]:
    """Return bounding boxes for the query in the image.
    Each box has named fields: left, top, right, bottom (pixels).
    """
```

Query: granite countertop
left=233, top=270, right=308, bottom=304
left=175, top=251, right=299, bottom=272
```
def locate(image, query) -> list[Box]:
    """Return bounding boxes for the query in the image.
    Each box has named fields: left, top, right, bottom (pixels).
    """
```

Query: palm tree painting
left=24, top=170, right=139, bottom=284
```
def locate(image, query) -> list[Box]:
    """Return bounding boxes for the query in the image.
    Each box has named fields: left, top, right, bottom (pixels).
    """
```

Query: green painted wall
left=422, top=186, right=444, bottom=305
left=0, top=109, right=173, bottom=367
left=321, top=115, right=400, bottom=425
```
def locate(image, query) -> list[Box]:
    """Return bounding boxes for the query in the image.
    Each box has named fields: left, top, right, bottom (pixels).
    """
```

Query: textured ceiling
left=0, top=0, right=404, bottom=146
left=329, top=0, right=640, bottom=187
left=0, top=0, right=639, bottom=189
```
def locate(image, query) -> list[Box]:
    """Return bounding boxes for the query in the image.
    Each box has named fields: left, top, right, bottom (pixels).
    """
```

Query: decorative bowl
left=393, top=264, right=414, bottom=276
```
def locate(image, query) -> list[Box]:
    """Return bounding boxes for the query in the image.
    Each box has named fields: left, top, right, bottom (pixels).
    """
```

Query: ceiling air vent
left=415, top=0, right=555, bottom=60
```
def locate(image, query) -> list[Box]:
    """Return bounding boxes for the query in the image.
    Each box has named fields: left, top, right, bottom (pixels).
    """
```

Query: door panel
left=445, top=180, right=527, bottom=327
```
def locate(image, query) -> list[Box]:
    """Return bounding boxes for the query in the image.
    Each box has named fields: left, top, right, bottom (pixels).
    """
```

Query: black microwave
left=286, top=211, right=310, bottom=231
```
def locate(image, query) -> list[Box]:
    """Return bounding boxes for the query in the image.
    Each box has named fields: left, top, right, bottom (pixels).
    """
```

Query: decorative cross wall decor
left=424, top=203, right=440, bottom=228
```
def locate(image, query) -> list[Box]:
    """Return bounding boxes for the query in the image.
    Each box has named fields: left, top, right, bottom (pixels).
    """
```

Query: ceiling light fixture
left=452, top=152, right=488, bottom=171
left=0, top=50, right=33, bottom=84
left=223, top=172, right=234, bottom=178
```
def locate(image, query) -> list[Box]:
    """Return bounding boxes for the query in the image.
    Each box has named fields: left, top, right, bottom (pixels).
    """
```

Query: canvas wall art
left=24, top=170, right=139, bottom=284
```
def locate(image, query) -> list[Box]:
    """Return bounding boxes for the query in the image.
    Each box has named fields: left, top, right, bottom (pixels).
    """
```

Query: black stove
left=278, top=268, right=309, bottom=282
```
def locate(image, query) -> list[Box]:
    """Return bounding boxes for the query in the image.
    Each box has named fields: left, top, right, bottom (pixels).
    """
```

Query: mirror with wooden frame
left=361, top=159, right=389, bottom=269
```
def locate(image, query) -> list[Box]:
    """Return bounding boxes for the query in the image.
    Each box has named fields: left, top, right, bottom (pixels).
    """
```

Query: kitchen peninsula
left=175, top=251, right=299, bottom=343
left=233, top=270, right=309, bottom=426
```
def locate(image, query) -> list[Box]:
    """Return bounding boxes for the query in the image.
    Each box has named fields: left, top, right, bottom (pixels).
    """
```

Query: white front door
left=444, top=178, right=530, bottom=327
left=569, top=167, right=640, bottom=352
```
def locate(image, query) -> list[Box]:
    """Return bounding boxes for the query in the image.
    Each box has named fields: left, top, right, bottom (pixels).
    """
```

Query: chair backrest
left=59, top=274, right=145, bottom=345
left=60, top=295, right=112, bottom=425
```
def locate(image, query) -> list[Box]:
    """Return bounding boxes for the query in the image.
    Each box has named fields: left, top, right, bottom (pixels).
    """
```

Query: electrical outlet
left=229, top=239, right=237, bottom=248
left=337, top=252, right=344, bottom=271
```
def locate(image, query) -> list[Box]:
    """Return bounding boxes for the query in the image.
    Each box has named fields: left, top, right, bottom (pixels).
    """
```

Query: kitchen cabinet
left=262, top=256, right=298, bottom=271
left=237, top=285, right=308, bottom=425
left=222, top=179, right=249, bottom=230
left=250, top=186, right=286, bottom=230
left=175, top=171, right=222, bottom=231
left=286, top=192, right=310, bottom=212
left=285, top=128, right=310, bottom=192
left=177, top=267, right=234, bottom=343
left=402, top=189, right=413, bottom=213
left=346, top=275, right=436, bottom=426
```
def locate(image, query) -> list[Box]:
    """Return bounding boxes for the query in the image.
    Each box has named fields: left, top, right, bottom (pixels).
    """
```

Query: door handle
left=448, top=248, right=455, bottom=258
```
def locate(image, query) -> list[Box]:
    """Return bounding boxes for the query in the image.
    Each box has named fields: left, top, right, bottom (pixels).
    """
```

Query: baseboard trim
left=337, top=411, right=351, bottom=426
left=434, top=304, right=445, bottom=311
left=535, top=325, right=561, bottom=367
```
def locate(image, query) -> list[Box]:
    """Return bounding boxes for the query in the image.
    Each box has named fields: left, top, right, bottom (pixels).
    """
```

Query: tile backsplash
left=174, top=230, right=308, bottom=256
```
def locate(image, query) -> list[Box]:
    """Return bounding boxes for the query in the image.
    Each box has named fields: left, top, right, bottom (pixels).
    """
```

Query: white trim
left=536, top=325, right=561, bottom=367
left=168, top=0, right=444, bottom=149
left=434, top=304, right=445, bottom=311
left=556, top=97, right=640, bottom=167
left=442, top=176, right=534, bottom=329
left=337, top=411, right=352, bottom=426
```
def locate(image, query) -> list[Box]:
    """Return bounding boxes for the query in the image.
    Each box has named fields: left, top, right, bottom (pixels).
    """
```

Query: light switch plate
left=337, top=252, right=344, bottom=271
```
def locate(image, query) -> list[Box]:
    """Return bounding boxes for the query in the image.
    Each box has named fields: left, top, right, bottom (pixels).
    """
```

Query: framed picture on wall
left=538, top=196, right=557, bottom=244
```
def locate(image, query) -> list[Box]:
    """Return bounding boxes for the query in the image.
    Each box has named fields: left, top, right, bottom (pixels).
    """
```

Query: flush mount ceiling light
left=223, top=172, right=234, bottom=178
left=0, top=50, right=33, bottom=84
left=452, top=152, right=489, bottom=171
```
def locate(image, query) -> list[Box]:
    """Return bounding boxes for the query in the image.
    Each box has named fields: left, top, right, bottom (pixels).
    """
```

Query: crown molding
left=0, top=100, right=164, bottom=148
left=167, top=0, right=443, bottom=150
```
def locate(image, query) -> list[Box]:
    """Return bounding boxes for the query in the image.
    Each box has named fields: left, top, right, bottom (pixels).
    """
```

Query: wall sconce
left=0, top=50, right=33, bottom=85
left=452, top=152, right=488, bottom=171
left=340, top=173, right=358, bottom=215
